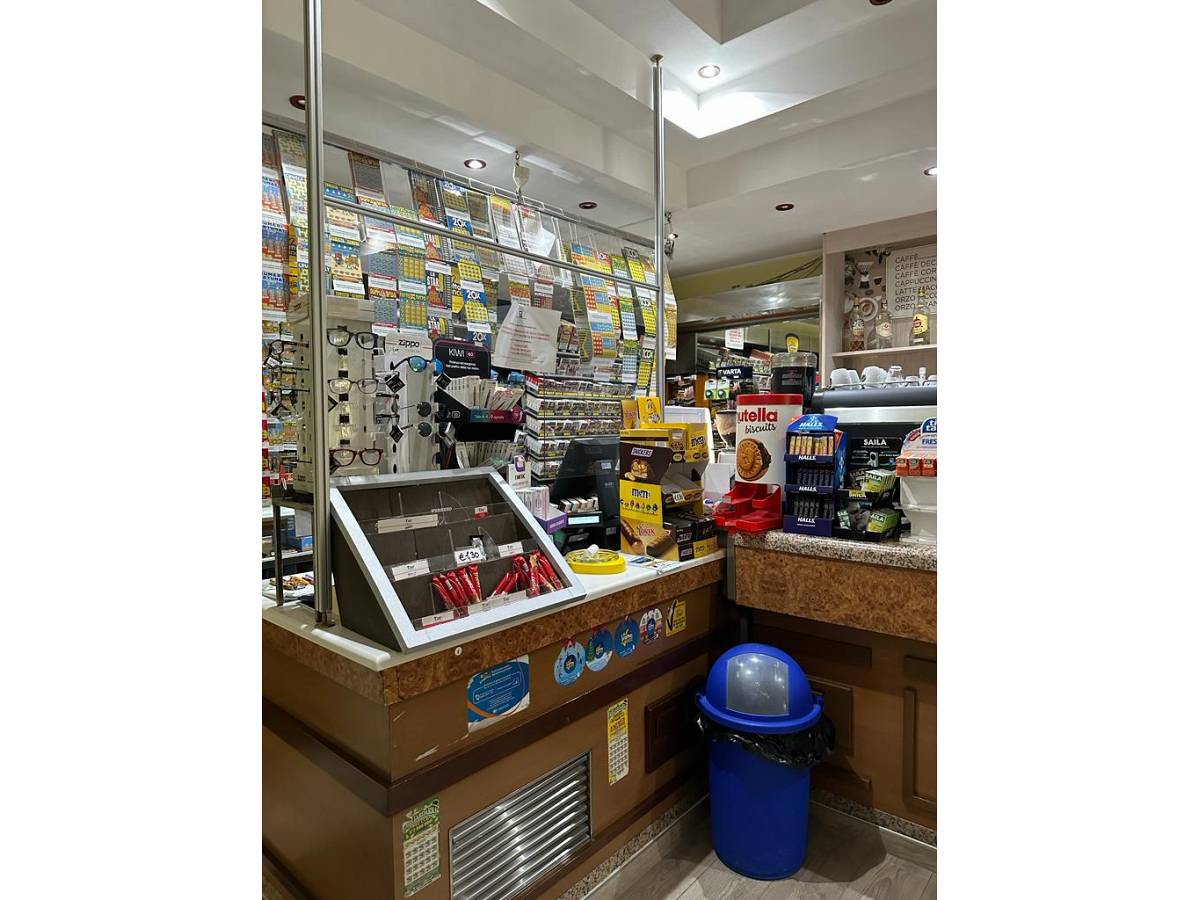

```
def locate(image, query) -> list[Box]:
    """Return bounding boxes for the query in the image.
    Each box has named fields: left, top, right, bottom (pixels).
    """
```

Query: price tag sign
left=391, top=559, right=430, bottom=581
left=454, top=544, right=486, bottom=566
left=497, top=541, right=524, bottom=559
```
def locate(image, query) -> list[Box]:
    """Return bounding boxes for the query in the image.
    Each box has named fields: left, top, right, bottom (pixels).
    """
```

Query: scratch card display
left=624, top=248, right=646, bottom=283
left=392, top=207, right=427, bottom=251
left=409, top=171, right=443, bottom=226
left=262, top=132, right=280, bottom=172
left=262, top=271, right=287, bottom=314
left=329, top=239, right=365, bottom=297
left=349, top=152, right=387, bottom=206
left=262, top=222, right=287, bottom=267
left=262, top=174, right=286, bottom=224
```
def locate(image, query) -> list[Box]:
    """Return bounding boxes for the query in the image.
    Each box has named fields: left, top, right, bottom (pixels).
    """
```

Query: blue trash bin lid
left=698, top=642, right=821, bottom=734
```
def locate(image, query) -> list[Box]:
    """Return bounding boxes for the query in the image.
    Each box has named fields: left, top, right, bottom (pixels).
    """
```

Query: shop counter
left=733, top=531, right=935, bottom=643
left=732, top=532, right=937, bottom=837
left=263, top=552, right=728, bottom=900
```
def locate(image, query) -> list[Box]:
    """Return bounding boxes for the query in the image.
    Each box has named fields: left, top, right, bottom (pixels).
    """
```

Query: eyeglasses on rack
left=267, top=328, right=387, bottom=359
left=328, top=376, right=388, bottom=396
left=326, top=326, right=383, bottom=351
left=329, top=446, right=384, bottom=469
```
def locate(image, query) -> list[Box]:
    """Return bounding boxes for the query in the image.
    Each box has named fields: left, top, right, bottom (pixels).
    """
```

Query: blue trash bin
left=697, top=643, right=834, bottom=881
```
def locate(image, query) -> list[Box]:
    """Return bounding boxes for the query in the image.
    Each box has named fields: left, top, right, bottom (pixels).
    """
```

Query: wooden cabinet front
left=751, top=611, right=936, bottom=830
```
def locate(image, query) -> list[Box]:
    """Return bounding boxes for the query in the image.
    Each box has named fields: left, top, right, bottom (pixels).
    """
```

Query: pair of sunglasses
left=388, top=355, right=440, bottom=374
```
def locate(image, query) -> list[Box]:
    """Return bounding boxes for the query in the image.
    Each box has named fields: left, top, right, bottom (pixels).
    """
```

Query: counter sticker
left=640, top=608, right=663, bottom=644
left=402, top=798, right=441, bottom=897
left=607, top=699, right=630, bottom=785
left=585, top=628, right=613, bottom=672
left=665, top=599, right=686, bottom=637
left=466, top=656, right=530, bottom=733
left=554, top=640, right=585, bottom=687
left=614, top=618, right=639, bottom=658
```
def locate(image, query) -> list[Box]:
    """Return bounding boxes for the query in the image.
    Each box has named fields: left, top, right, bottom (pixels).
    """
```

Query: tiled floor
left=263, top=802, right=936, bottom=900
left=582, top=803, right=935, bottom=900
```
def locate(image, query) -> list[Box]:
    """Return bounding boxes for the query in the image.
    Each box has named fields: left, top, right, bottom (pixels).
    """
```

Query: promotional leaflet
left=466, top=656, right=530, bottom=733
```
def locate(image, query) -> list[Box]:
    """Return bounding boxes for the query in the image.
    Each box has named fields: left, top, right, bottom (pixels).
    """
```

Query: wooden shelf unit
left=820, top=211, right=937, bottom=383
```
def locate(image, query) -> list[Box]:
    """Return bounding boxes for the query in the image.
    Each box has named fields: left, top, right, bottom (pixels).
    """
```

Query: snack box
left=662, top=512, right=716, bottom=545
left=620, top=423, right=707, bottom=463
left=619, top=517, right=717, bottom=561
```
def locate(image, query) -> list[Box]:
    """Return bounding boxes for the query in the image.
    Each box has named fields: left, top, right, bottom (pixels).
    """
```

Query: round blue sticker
left=554, top=641, right=585, bottom=686
left=614, top=618, right=639, bottom=658
left=585, top=628, right=614, bottom=672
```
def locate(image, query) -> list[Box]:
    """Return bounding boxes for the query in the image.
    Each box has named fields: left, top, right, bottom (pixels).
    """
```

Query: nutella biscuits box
left=734, top=394, right=806, bottom=485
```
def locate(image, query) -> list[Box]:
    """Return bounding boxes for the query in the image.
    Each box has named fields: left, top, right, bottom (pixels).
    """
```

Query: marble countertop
left=734, top=530, right=936, bottom=572
left=261, top=550, right=726, bottom=673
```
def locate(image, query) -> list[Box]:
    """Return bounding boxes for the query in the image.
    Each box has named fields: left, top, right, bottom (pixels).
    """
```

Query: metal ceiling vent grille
left=449, top=752, right=591, bottom=900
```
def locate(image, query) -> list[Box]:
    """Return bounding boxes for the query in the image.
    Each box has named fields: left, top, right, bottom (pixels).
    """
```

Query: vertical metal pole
left=651, top=55, right=667, bottom=401
left=272, top=504, right=285, bottom=606
left=304, top=0, right=333, bottom=626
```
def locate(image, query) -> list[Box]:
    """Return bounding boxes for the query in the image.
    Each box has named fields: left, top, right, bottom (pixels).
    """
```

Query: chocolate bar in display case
left=329, top=469, right=583, bottom=652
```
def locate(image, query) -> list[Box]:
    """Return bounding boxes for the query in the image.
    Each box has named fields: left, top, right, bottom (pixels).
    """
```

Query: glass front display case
left=330, top=468, right=585, bottom=652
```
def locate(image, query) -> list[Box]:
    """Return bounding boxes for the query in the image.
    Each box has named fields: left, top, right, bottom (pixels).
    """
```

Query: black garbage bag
left=697, top=712, right=836, bottom=769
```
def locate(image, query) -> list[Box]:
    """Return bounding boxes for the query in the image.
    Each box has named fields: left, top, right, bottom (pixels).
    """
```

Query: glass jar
left=771, top=351, right=818, bottom=405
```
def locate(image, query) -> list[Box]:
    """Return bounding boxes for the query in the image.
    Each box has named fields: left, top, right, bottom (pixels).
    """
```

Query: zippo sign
left=434, top=338, right=490, bottom=378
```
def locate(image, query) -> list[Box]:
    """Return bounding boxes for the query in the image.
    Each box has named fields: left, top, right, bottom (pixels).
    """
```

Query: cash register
left=548, top=436, right=621, bottom=552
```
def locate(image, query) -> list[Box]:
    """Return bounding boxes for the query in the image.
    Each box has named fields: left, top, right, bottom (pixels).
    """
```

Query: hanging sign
left=554, top=640, right=586, bottom=686
left=639, top=608, right=663, bottom=644
left=492, top=303, right=561, bottom=372
left=614, top=618, right=639, bottom=657
left=585, top=628, right=614, bottom=672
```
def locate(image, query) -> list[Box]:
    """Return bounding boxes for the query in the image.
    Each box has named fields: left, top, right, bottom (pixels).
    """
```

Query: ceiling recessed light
left=924, top=165, right=937, bottom=176
left=697, top=64, right=721, bottom=79
left=289, top=94, right=306, bottom=110
left=578, top=201, right=598, bottom=210
left=775, top=203, right=795, bottom=211
left=464, top=158, right=487, bottom=170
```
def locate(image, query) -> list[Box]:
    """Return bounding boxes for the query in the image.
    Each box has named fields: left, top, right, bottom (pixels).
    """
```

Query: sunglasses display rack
left=329, top=469, right=583, bottom=652
left=262, top=136, right=300, bottom=508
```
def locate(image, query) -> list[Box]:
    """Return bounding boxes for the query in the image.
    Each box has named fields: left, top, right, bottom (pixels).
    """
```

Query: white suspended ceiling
left=262, top=0, right=937, bottom=275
